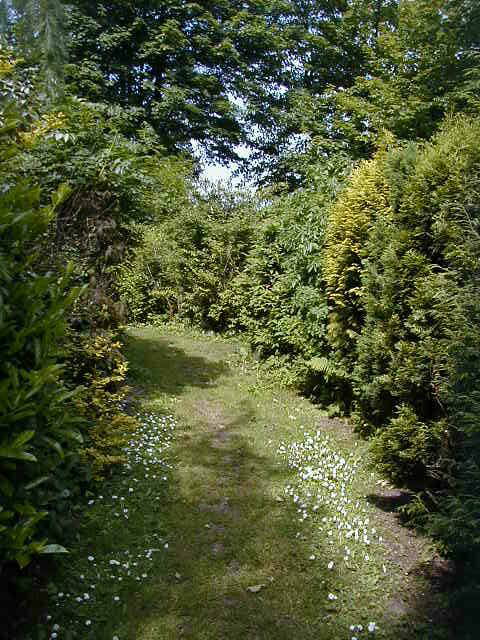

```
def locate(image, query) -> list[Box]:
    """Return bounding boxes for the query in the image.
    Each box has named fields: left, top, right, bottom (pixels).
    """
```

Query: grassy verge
left=25, top=323, right=455, bottom=640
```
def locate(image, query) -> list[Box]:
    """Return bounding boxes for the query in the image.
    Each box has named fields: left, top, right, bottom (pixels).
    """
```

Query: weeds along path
left=41, top=325, right=452, bottom=640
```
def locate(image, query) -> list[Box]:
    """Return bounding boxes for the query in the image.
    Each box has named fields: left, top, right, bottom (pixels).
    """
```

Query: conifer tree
left=1, top=0, right=67, bottom=100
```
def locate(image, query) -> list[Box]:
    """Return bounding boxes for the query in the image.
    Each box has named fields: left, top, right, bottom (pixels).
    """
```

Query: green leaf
left=63, top=429, right=83, bottom=443
left=15, top=551, right=32, bottom=569
left=41, top=544, right=69, bottom=554
left=0, top=475, right=14, bottom=497
left=51, top=183, right=72, bottom=209
left=41, top=436, right=64, bottom=459
left=11, top=430, right=35, bottom=448
left=0, top=508, right=14, bottom=521
left=25, top=475, right=51, bottom=491
left=0, top=446, right=37, bottom=462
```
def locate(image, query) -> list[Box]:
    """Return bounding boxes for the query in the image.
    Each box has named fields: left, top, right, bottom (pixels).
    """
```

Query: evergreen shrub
left=64, top=331, right=138, bottom=479
left=0, top=125, right=82, bottom=567
left=323, top=151, right=392, bottom=383
left=351, top=117, right=480, bottom=555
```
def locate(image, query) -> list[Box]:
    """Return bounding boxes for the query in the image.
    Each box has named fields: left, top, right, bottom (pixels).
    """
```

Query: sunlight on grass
left=34, top=324, right=447, bottom=640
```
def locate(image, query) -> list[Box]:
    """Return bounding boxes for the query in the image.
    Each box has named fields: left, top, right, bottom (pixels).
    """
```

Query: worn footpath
left=37, top=325, right=452, bottom=640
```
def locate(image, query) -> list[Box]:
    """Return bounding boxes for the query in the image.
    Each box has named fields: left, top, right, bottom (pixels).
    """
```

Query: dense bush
left=5, top=77, right=190, bottom=331
left=0, top=111, right=82, bottom=567
left=315, top=117, right=480, bottom=556
left=219, top=156, right=352, bottom=400
left=222, top=117, right=480, bottom=557
left=118, top=184, right=259, bottom=328
left=323, top=151, right=392, bottom=382
left=0, top=52, right=140, bottom=570
left=220, top=190, right=329, bottom=386
left=65, top=331, right=138, bottom=479
left=355, top=118, right=480, bottom=555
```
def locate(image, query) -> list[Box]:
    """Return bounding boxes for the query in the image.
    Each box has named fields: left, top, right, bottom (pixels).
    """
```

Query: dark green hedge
left=0, top=125, right=82, bottom=567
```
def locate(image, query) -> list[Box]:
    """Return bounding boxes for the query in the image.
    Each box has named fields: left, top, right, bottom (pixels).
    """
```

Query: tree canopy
left=63, top=0, right=313, bottom=160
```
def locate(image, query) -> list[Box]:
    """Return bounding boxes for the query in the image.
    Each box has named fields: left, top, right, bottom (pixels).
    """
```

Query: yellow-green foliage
left=19, top=111, right=67, bottom=147
left=84, top=413, right=138, bottom=480
left=67, top=332, right=138, bottom=479
left=370, top=406, right=446, bottom=486
left=323, top=155, right=391, bottom=359
left=0, top=52, right=15, bottom=76
left=348, top=117, right=480, bottom=556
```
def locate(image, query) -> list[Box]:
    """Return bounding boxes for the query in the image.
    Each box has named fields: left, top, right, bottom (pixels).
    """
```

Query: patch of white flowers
left=278, top=429, right=382, bottom=638
left=45, top=413, right=177, bottom=639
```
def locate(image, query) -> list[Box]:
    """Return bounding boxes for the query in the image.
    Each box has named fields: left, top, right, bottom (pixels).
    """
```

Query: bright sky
left=201, top=163, right=236, bottom=183
left=198, top=143, right=252, bottom=187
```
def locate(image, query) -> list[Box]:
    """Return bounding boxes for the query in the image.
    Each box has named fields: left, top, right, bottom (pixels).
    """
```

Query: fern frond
left=308, top=356, right=347, bottom=380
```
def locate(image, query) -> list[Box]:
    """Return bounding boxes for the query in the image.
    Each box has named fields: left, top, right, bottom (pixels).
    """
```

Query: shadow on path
left=124, top=332, right=229, bottom=396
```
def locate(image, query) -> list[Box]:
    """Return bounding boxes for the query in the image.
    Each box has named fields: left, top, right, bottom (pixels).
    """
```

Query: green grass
left=30, top=324, right=455, bottom=640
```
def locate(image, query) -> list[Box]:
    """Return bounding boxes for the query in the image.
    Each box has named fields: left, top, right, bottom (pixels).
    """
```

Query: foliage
left=118, top=183, right=258, bottom=328
left=226, top=116, right=480, bottom=560
left=219, top=155, right=352, bottom=397
left=323, top=152, right=392, bottom=380
left=2, top=0, right=480, bottom=588
left=65, top=331, right=138, bottom=479
left=0, top=45, right=39, bottom=129
left=370, top=406, right=446, bottom=487
left=0, top=51, right=137, bottom=572
left=344, top=117, right=480, bottom=557
left=62, top=0, right=333, bottom=162
left=1, top=0, right=67, bottom=100
left=0, top=100, right=82, bottom=567
left=279, top=0, right=480, bottom=182
left=10, top=87, right=191, bottom=329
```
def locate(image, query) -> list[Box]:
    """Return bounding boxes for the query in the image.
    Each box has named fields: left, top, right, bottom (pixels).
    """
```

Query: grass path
left=39, top=325, right=454, bottom=640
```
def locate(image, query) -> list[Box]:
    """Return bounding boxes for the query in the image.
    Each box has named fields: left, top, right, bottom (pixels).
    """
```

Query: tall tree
left=64, top=0, right=357, bottom=162
left=283, top=0, right=480, bottom=166
left=244, top=0, right=400, bottom=182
